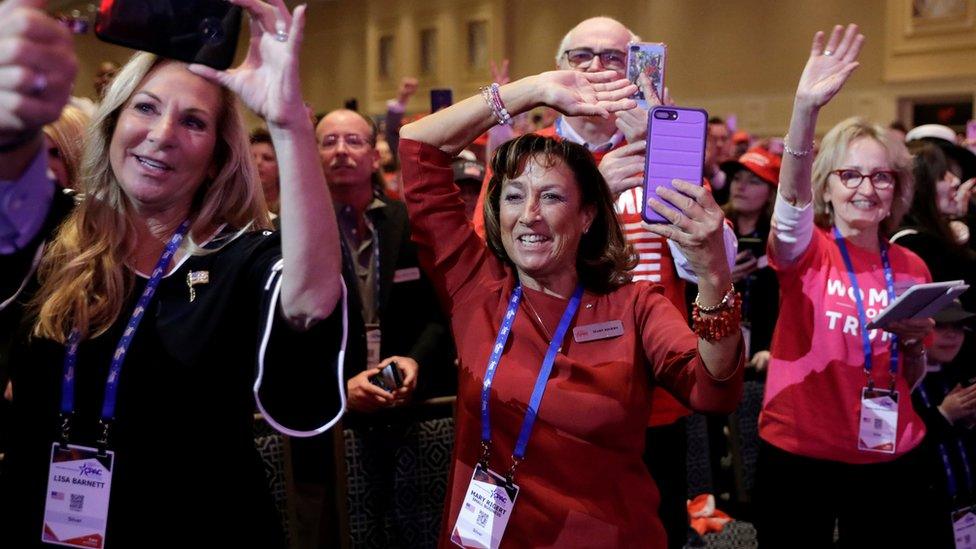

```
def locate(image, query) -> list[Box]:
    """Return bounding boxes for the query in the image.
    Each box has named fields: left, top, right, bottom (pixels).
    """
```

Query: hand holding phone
left=369, top=361, right=404, bottom=392
left=642, top=107, right=707, bottom=224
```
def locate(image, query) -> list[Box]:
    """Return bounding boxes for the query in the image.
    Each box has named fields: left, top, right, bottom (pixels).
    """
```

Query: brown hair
left=483, top=134, right=636, bottom=293
left=811, top=117, right=913, bottom=236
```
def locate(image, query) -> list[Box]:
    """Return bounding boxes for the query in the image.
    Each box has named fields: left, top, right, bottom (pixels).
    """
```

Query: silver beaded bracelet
left=479, top=83, right=512, bottom=126
left=783, top=134, right=815, bottom=157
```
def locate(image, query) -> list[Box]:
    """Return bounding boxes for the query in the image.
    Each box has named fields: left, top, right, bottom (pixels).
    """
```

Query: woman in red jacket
left=398, top=70, right=744, bottom=548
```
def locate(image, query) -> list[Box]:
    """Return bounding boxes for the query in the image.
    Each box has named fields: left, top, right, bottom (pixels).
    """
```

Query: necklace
left=521, top=292, right=555, bottom=342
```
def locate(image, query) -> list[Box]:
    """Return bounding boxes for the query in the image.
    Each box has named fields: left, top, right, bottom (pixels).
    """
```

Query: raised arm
left=770, top=24, right=864, bottom=264
left=190, top=0, right=340, bottom=329
left=399, top=70, right=637, bottom=156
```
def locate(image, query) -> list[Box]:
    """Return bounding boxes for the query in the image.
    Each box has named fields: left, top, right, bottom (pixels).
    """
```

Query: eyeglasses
left=562, top=48, right=628, bottom=71
left=830, top=169, right=897, bottom=190
left=320, top=133, right=371, bottom=151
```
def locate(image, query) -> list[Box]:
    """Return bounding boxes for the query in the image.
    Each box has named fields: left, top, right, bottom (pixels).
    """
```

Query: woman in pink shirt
left=756, top=24, right=935, bottom=547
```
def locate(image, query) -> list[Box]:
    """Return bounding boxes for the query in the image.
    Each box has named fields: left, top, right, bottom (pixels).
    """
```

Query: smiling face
left=499, top=155, right=595, bottom=284
left=108, top=62, right=221, bottom=216
left=823, top=137, right=896, bottom=235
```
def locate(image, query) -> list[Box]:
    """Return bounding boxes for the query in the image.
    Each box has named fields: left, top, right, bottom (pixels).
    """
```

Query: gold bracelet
left=694, top=284, right=737, bottom=314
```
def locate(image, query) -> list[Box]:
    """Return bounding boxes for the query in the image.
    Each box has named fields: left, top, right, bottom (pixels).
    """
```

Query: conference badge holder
left=41, top=443, right=115, bottom=548
left=451, top=464, right=519, bottom=549
left=857, top=387, right=898, bottom=454
left=954, top=506, right=976, bottom=549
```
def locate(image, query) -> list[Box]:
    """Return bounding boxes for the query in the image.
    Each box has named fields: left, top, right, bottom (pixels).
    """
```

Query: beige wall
left=67, top=0, right=976, bottom=135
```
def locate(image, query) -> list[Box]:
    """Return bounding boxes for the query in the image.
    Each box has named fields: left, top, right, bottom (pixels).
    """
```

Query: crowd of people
left=1, top=1, right=975, bottom=548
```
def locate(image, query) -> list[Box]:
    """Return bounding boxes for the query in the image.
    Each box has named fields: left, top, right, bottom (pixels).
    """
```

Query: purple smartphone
left=641, top=106, right=708, bottom=224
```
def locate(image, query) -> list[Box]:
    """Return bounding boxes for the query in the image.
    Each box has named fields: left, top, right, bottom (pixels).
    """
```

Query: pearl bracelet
left=783, top=134, right=815, bottom=157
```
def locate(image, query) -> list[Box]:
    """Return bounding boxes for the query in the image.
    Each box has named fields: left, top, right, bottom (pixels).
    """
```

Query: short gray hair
left=554, top=16, right=641, bottom=64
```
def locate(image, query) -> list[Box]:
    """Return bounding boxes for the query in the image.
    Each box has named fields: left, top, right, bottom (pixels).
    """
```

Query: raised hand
left=615, top=80, right=673, bottom=145
left=537, top=70, right=637, bottom=119
left=0, top=0, right=78, bottom=144
left=598, top=141, right=645, bottom=195
left=188, top=0, right=307, bottom=128
left=796, top=24, right=864, bottom=110
left=397, top=76, right=419, bottom=104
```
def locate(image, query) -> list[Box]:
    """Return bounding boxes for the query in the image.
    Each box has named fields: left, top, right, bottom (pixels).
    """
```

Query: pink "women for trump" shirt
left=760, top=226, right=929, bottom=464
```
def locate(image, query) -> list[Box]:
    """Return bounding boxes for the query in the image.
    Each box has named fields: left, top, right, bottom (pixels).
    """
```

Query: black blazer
left=339, top=196, right=456, bottom=399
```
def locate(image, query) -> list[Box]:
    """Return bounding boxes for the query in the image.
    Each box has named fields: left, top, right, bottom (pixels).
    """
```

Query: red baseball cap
left=720, top=147, right=781, bottom=187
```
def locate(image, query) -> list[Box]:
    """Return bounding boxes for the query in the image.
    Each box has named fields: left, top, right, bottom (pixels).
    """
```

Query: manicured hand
left=188, top=0, right=308, bottom=128
left=537, top=70, right=637, bottom=119
left=795, top=24, right=864, bottom=110
left=644, top=179, right=730, bottom=278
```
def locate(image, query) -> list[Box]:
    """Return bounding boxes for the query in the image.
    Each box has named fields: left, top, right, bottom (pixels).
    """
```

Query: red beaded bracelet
left=692, top=291, right=742, bottom=341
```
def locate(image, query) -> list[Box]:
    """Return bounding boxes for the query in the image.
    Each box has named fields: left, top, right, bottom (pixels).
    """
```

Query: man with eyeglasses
left=315, top=109, right=455, bottom=414
left=307, top=109, right=456, bottom=545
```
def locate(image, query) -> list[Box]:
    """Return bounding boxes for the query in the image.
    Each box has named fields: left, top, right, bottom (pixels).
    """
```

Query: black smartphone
left=369, top=362, right=404, bottom=392
left=430, top=89, right=453, bottom=113
left=95, top=0, right=243, bottom=70
left=738, top=236, right=766, bottom=259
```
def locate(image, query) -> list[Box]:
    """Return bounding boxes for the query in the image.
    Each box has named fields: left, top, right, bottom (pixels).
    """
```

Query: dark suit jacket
left=340, top=196, right=456, bottom=400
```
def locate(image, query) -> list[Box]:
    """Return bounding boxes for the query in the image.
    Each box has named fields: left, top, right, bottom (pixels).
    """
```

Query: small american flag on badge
left=50, top=491, right=64, bottom=500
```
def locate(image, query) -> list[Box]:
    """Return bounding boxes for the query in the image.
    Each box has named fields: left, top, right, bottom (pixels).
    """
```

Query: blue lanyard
left=480, top=282, right=583, bottom=478
left=59, top=220, right=190, bottom=435
left=918, top=383, right=975, bottom=500
left=832, top=227, right=899, bottom=386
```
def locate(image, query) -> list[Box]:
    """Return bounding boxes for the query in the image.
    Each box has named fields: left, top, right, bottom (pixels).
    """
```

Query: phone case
left=627, top=42, right=666, bottom=108
left=95, top=0, right=242, bottom=70
left=642, top=106, right=708, bottom=224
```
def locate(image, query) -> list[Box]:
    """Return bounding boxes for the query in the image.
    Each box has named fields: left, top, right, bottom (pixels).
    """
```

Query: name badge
left=42, top=443, right=114, bottom=548
left=366, top=325, right=381, bottom=369
left=573, top=320, right=624, bottom=343
left=954, top=508, right=976, bottom=549
left=394, top=267, right=421, bottom=283
left=857, top=387, right=899, bottom=454
left=451, top=464, right=519, bottom=549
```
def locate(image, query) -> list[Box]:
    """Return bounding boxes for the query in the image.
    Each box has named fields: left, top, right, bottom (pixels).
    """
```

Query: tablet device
left=865, top=280, right=969, bottom=330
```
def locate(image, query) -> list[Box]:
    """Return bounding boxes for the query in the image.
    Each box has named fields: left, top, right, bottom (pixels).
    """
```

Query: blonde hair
left=33, top=52, right=271, bottom=342
left=811, top=117, right=914, bottom=236
left=43, top=105, right=91, bottom=190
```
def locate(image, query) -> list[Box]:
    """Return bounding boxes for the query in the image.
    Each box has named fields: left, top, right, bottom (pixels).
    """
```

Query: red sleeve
left=398, top=139, right=506, bottom=309
left=636, top=285, right=744, bottom=414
